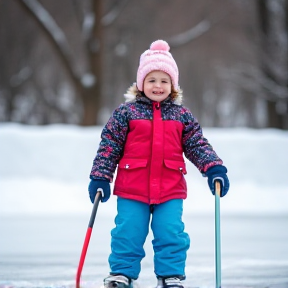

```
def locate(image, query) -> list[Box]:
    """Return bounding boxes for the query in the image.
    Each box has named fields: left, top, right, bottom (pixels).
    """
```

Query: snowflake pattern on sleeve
left=180, top=107, right=223, bottom=172
left=90, top=104, right=129, bottom=182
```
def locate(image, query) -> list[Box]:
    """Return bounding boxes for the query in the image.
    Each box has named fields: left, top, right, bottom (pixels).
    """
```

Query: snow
left=1, top=123, right=288, bottom=287
left=81, top=73, right=96, bottom=87
left=1, top=123, right=288, bottom=216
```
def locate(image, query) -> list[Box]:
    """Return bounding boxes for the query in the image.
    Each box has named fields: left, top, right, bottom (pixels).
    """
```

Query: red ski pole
left=76, top=191, right=102, bottom=288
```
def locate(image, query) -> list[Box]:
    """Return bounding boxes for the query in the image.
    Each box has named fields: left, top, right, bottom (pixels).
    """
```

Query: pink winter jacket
left=90, top=93, right=223, bottom=204
left=114, top=101, right=188, bottom=204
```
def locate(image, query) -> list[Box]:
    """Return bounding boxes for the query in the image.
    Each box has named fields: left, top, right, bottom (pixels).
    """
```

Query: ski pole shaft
left=76, top=191, right=102, bottom=288
left=215, top=180, right=221, bottom=288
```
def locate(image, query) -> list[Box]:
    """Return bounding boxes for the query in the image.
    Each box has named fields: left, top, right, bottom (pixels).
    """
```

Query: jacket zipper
left=153, top=101, right=160, bottom=110
left=150, top=101, right=163, bottom=204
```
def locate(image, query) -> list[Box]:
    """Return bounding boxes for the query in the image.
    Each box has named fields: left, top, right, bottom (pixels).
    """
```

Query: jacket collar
left=124, top=83, right=182, bottom=105
left=136, top=94, right=174, bottom=106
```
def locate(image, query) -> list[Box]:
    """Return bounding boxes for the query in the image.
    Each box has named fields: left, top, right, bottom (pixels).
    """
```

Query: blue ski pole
left=215, top=180, right=221, bottom=288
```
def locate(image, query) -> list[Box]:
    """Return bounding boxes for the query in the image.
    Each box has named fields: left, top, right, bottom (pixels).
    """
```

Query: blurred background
left=1, top=1, right=288, bottom=286
left=1, top=0, right=288, bottom=129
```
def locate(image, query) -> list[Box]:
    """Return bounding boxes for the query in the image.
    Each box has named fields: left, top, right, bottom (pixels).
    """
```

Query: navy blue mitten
left=205, top=165, right=230, bottom=197
left=88, top=179, right=111, bottom=203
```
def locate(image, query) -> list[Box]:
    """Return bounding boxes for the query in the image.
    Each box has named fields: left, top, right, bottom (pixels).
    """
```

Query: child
left=88, top=40, right=229, bottom=288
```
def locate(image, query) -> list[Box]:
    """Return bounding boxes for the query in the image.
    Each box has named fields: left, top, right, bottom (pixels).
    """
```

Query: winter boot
left=156, top=277, right=184, bottom=288
left=104, top=274, right=133, bottom=288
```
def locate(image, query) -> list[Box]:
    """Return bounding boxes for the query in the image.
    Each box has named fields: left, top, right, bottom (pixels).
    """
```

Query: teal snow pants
left=108, top=197, right=190, bottom=280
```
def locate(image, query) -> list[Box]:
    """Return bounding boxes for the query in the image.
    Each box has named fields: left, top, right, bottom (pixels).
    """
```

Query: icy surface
left=0, top=123, right=288, bottom=287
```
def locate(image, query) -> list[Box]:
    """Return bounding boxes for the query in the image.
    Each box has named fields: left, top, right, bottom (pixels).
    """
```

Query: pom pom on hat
left=150, top=40, right=170, bottom=52
left=137, top=40, right=178, bottom=91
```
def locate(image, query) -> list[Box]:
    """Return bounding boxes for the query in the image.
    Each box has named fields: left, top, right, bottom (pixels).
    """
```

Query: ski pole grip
left=215, top=180, right=221, bottom=197
left=95, top=189, right=103, bottom=202
left=88, top=191, right=102, bottom=228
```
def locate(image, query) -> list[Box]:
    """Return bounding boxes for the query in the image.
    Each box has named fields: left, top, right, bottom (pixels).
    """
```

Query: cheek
left=143, top=83, right=151, bottom=93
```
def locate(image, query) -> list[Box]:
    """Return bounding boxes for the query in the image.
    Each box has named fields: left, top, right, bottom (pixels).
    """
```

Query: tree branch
left=168, top=20, right=211, bottom=47
left=218, top=64, right=288, bottom=101
left=16, top=0, right=81, bottom=88
left=168, top=7, right=235, bottom=47
left=101, top=0, right=130, bottom=26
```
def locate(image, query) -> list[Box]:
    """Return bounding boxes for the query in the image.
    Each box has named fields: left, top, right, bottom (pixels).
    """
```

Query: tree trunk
left=257, top=0, right=288, bottom=129
left=81, top=0, right=103, bottom=126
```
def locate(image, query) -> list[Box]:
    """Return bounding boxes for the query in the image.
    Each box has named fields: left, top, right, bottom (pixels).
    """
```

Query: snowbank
left=1, top=123, right=287, bottom=215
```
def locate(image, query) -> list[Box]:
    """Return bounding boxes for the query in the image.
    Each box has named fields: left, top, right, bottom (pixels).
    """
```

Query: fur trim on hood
left=124, top=83, right=183, bottom=105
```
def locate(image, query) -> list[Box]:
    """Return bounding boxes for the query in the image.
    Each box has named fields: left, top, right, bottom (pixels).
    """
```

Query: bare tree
left=11, top=0, right=218, bottom=126
left=1, top=0, right=276, bottom=128
left=15, top=0, right=103, bottom=125
left=257, top=0, right=288, bottom=129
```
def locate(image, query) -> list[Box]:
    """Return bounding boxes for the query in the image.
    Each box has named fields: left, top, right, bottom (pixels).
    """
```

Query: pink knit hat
left=136, top=40, right=179, bottom=91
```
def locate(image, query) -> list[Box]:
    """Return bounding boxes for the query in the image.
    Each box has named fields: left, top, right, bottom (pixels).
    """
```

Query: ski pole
left=76, top=191, right=102, bottom=288
left=215, top=180, right=221, bottom=288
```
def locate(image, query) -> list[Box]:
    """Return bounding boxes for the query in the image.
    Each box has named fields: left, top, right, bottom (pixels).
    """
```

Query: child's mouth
left=153, top=91, right=163, bottom=95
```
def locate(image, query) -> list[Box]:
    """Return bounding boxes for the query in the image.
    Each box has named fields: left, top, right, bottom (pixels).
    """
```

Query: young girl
left=88, top=40, right=230, bottom=288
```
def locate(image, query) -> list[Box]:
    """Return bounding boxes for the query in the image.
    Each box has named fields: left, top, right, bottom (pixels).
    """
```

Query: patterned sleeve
left=182, top=107, right=223, bottom=173
left=90, top=104, right=129, bottom=182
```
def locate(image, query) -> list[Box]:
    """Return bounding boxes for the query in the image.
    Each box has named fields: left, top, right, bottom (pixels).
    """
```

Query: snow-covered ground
left=1, top=123, right=288, bottom=216
left=1, top=123, right=288, bottom=288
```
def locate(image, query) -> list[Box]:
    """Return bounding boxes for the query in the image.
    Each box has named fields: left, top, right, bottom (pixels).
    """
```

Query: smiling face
left=143, top=70, right=172, bottom=102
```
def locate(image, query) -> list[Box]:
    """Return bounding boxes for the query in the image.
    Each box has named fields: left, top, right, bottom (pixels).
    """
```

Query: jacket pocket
left=118, top=158, right=148, bottom=170
left=164, top=159, right=187, bottom=175
left=161, top=159, right=187, bottom=194
left=115, top=158, right=149, bottom=195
